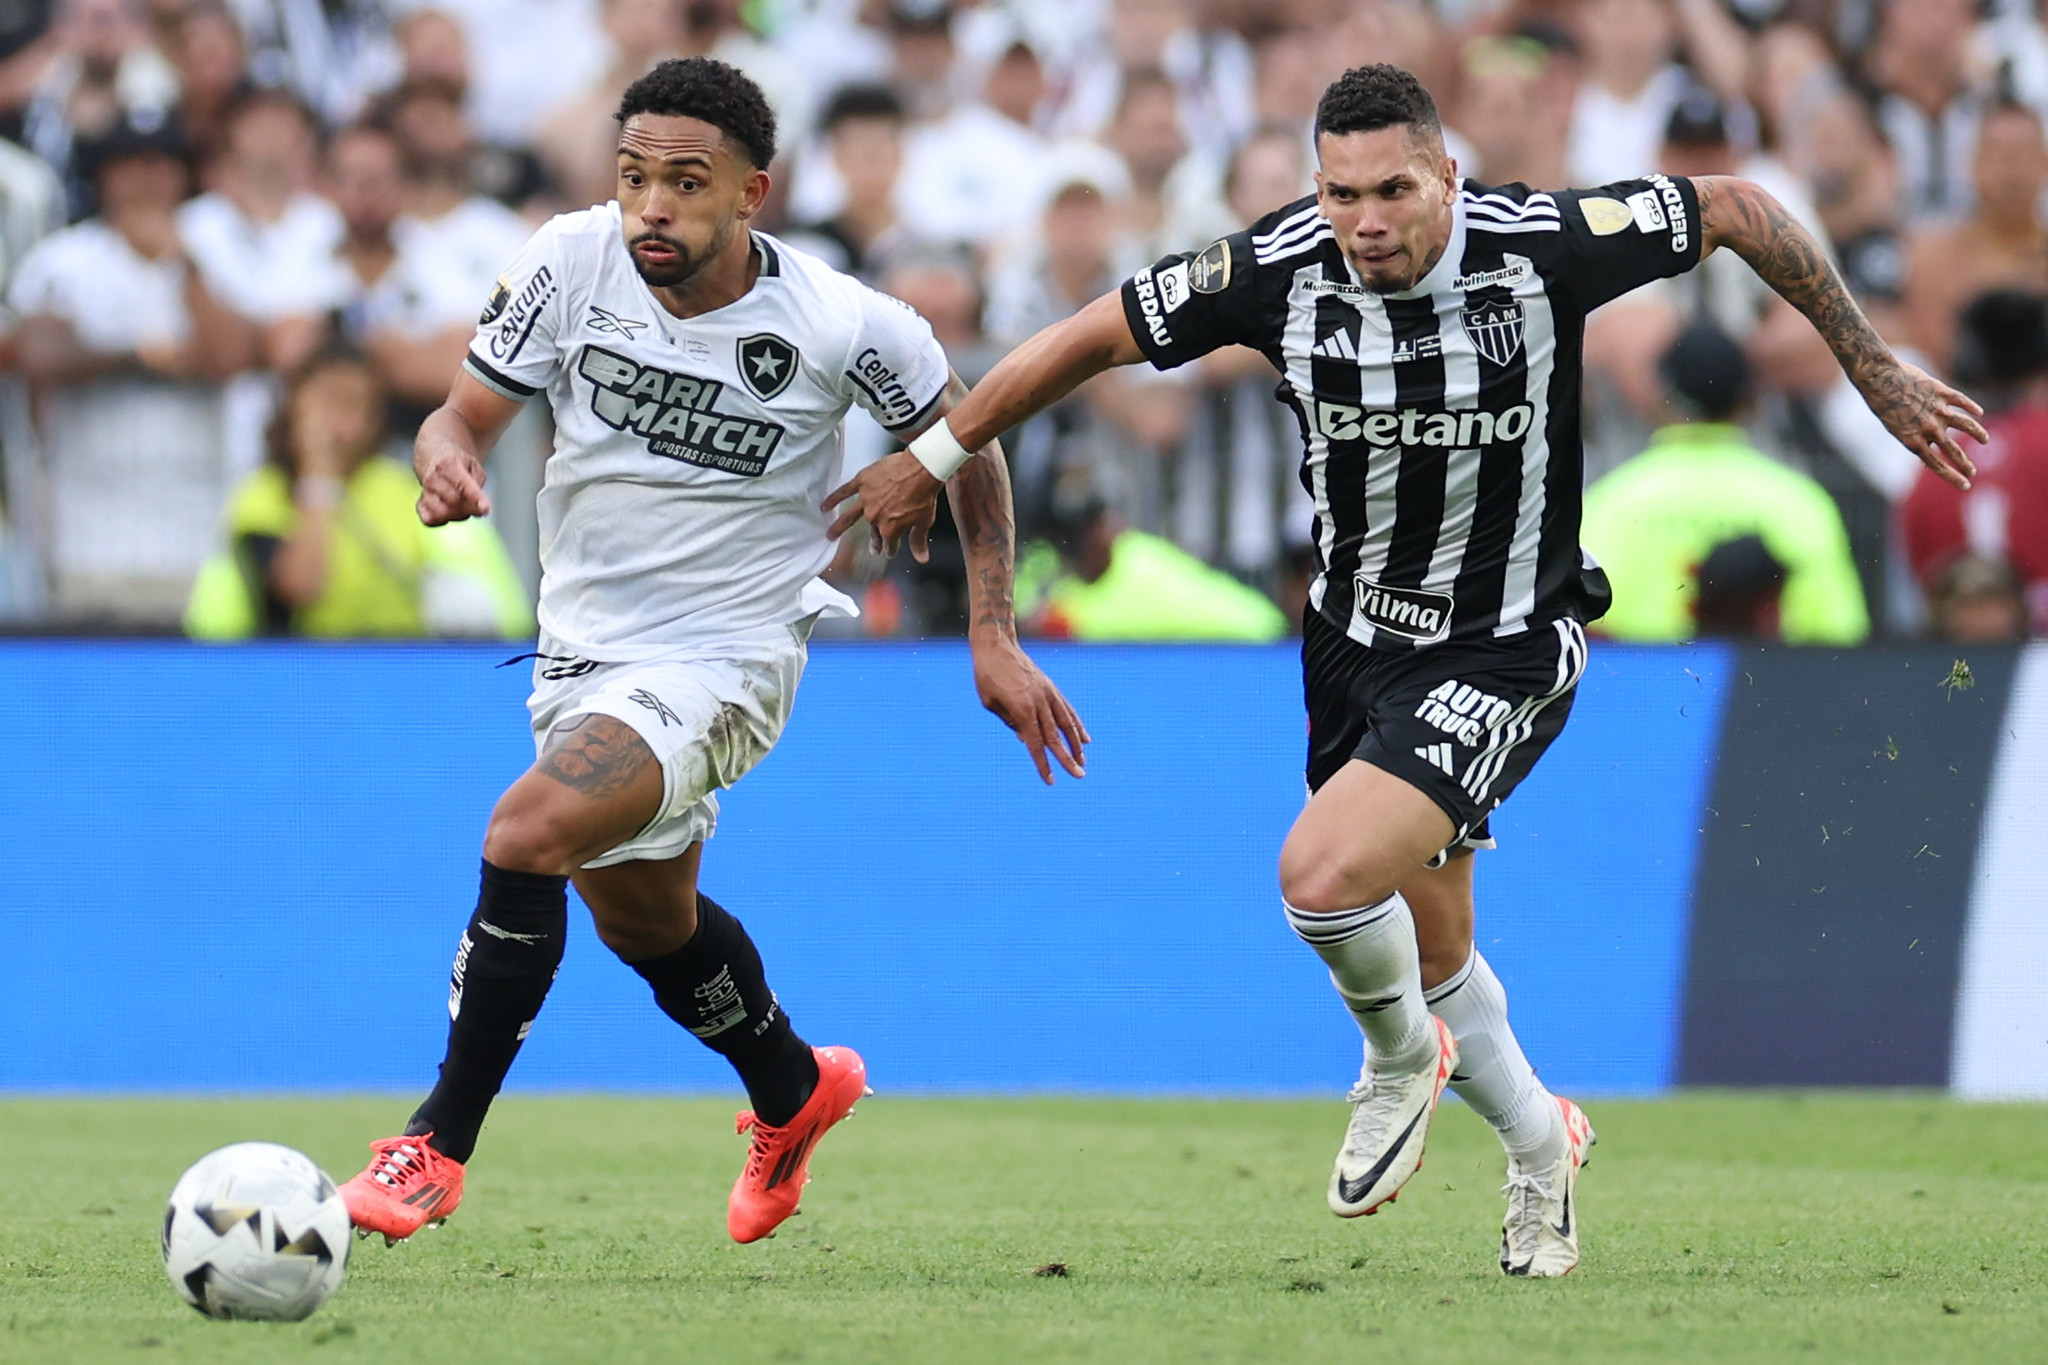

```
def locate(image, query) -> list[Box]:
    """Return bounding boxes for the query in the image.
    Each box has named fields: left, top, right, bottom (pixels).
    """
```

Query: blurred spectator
left=534, top=0, right=688, bottom=213
left=1923, top=553, right=2028, bottom=643
left=408, top=0, right=607, bottom=150
left=1798, top=89, right=1909, bottom=340
left=1062, top=0, right=1254, bottom=161
left=227, top=0, right=399, bottom=127
left=1451, top=35, right=1568, bottom=189
left=1691, top=534, right=1789, bottom=639
left=1580, top=321, right=1871, bottom=645
left=184, top=340, right=527, bottom=638
left=1901, top=290, right=2048, bottom=637
left=784, top=84, right=910, bottom=280
left=896, top=35, right=1056, bottom=249
left=1248, top=26, right=1321, bottom=140
left=177, top=86, right=349, bottom=474
left=1025, top=477, right=1287, bottom=641
left=1863, top=0, right=1984, bottom=225
left=1566, top=0, right=1686, bottom=185
left=179, top=87, right=345, bottom=375
left=21, top=0, right=178, bottom=219
left=10, top=111, right=241, bottom=626
left=383, top=75, right=548, bottom=216
left=1903, top=101, right=2048, bottom=375
left=162, top=0, right=245, bottom=167
left=327, top=118, right=525, bottom=416
left=882, top=0, right=959, bottom=123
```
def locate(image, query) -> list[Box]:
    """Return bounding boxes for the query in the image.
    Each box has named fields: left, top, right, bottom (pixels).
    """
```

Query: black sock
left=406, top=860, right=567, bottom=1163
left=628, top=893, right=818, bottom=1127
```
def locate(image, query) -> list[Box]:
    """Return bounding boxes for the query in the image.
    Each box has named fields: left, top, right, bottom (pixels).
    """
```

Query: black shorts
left=1303, top=610, right=1589, bottom=859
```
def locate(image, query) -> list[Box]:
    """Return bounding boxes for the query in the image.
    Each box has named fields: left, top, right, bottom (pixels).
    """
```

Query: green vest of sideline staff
left=1578, top=321, right=1869, bottom=645
left=185, top=342, right=530, bottom=641
left=1021, top=490, right=1289, bottom=641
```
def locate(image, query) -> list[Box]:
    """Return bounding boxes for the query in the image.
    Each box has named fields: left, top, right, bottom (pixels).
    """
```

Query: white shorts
left=527, top=623, right=811, bottom=868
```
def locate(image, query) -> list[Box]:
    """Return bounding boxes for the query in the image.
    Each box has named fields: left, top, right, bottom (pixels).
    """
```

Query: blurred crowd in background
left=0, top=0, right=2041, bottom=646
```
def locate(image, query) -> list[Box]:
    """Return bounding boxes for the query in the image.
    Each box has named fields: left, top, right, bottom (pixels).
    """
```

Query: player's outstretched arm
left=937, top=372, right=1091, bottom=785
left=823, top=291, right=1146, bottom=554
left=1691, top=174, right=1987, bottom=490
left=415, top=370, right=525, bottom=526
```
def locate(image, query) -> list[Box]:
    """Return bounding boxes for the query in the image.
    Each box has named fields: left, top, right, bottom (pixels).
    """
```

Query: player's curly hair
left=616, top=56, right=778, bottom=169
left=1314, top=64, right=1442, bottom=145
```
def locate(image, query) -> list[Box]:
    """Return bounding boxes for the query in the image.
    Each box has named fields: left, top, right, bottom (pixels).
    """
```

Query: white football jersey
left=463, top=204, right=950, bottom=658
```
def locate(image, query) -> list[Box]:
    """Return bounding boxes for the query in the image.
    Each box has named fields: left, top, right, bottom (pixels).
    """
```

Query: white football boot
left=1327, top=1016, right=1458, bottom=1217
left=1499, top=1096, right=1596, bottom=1277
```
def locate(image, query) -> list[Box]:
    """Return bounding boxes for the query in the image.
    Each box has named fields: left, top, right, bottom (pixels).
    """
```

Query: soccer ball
left=162, top=1142, right=351, bottom=1321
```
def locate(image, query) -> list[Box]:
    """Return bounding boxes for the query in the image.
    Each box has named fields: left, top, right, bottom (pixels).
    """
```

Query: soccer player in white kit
left=339, top=58, right=1088, bottom=1247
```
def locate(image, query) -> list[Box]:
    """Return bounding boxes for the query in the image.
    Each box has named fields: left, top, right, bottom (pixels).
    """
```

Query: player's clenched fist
left=416, top=447, right=492, bottom=526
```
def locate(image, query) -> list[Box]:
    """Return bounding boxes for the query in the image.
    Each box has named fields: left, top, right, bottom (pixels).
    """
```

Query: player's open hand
left=1859, top=358, right=1986, bottom=491
left=971, top=636, right=1090, bottom=784
left=822, top=450, right=942, bottom=562
left=416, top=448, right=492, bottom=526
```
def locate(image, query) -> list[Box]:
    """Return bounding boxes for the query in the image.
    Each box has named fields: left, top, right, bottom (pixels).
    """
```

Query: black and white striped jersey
left=1120, top=176, right=1702, bottom=652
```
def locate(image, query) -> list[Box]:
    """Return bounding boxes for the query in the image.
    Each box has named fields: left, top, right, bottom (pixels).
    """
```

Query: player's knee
left=1278, top=845, right=1398, bottom=915
left=482, top=799, right=588, bottom=877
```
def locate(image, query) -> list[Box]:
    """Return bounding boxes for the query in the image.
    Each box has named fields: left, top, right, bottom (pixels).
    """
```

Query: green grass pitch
left=1, top=1094, right=2043, bottom=1364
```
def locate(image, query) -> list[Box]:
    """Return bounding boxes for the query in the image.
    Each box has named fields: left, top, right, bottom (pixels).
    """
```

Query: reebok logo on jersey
left=486, top=267, right=557, bottom=365
left=1130, top=267, right=1172, bottom=347
left=1314, top=401, right=1534, bottom=447
left=580, top=345, right=786, bottom=477
left=588, top=305, right=648, bottom=338
left=1414, top=679, right=1512, bottom=745
left=847, top=347, right=919, bottom=426
left=1354, top=577, right=1454, bottom=643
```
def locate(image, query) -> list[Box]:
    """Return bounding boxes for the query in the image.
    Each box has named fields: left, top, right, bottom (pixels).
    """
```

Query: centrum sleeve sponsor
left=488, top=265, right=557, bottom=364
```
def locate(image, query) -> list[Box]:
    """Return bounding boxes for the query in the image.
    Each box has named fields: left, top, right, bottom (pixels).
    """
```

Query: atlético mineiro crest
left=737, top=333, right=799, bottom=401
left=1461, top=297, right=1526, bottom=368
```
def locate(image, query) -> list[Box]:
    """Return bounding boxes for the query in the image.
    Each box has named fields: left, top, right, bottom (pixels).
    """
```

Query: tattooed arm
left=919, top=373, right=1091, bottom=783
left=1691, top=175, right=1985, bottom=489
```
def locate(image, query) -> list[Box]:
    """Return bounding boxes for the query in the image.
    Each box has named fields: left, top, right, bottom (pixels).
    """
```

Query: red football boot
left=727, top=1046, right=869, bottom=1243
left=339, top=1135, right=465, bottom=1245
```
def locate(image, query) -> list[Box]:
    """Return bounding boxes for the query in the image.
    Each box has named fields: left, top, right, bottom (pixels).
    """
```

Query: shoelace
left=735, top=1111, right=780, bottom=1182
left=1339, top=1072, right=1411, bottom=1158
left=1501, top=1168, right=1557, bottom=1260
left=367, top=1140, right=428, bottom=1190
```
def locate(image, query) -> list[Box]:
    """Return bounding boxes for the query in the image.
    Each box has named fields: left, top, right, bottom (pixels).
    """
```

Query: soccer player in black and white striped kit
left=833, top=65, right=1983, bottom=1275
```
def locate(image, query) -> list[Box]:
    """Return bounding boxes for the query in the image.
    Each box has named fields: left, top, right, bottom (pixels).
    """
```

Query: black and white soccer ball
left=162, top=1142, right=350, bottom=1321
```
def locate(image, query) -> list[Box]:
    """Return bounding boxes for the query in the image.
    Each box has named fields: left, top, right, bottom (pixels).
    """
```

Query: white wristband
left=907, top=417, right=974, bottom=481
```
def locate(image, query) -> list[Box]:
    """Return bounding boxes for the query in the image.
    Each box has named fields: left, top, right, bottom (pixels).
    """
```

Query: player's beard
left=629, top=219, right=734, bottom=288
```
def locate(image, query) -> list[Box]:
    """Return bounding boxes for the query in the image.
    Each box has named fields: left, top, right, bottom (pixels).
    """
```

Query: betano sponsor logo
left=579, top=345, right=785, bottom=477
left=1313, top=401, right=1534, bottom=447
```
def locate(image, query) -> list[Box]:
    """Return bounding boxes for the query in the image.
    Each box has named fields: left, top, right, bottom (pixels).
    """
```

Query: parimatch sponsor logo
left=1354, top=578, right=1454, bottom=643
left=579, top=345, right=786, bottom=476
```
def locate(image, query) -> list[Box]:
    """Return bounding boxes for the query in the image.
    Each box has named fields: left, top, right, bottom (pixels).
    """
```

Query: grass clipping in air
left=1, top=1095, right=2044, bottom=1364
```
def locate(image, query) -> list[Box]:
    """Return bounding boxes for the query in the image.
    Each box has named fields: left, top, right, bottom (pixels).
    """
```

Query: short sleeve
left=1553, top=175, right=1702, bottom=311
left=840, top=283, right=950, bottom=436
left=462, top=222, right=570, bottom=401
left=1120, top=230, right=1263, bottom=370
left=8, top=234, right=68, bottom=318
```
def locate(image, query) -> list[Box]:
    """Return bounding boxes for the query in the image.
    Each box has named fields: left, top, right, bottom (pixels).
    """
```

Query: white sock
left=1284, top=895, right=1436, bottom=1074
left=1425, top=949, right=1563, bottom=1163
